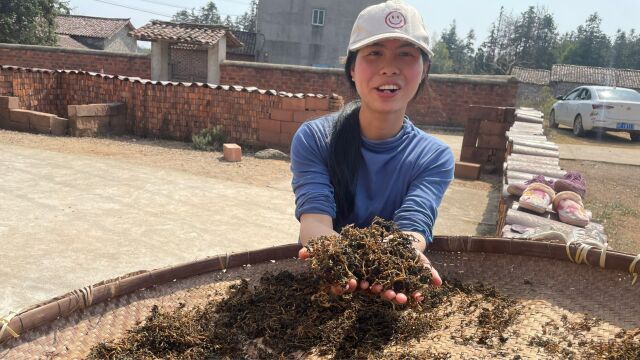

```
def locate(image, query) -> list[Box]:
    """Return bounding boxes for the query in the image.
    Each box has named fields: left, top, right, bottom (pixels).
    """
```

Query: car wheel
left=630, top=132, right=640, bottom=142
left=573, top=115, right=585, bottom=137
left=549, top=110, right=558, bottom=128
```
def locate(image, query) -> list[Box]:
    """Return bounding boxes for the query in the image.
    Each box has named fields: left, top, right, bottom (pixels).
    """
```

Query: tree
left=559, top=13, right=611, bottom=67
left=235, top=0, right=258, bottom=32
left=430, top=41, right=454, bottom=74
left=172, top=1, right=222, bottom=25
left=439, top=21, right=475, bottom=74
left=0, top=0, right=70, bottom=45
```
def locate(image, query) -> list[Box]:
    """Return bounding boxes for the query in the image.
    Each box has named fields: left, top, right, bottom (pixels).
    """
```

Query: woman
left=291, top=0, right=455, bottom=304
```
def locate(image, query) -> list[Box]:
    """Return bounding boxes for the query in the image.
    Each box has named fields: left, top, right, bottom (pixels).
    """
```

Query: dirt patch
left=561, top=159, right=640, bottom=254
left=547, top=125, right=636, bottom=147
left=0, top=130, right=291, bottom=187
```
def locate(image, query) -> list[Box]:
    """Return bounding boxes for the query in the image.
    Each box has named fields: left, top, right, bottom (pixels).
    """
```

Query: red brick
left=270, top=109, right=294, bottom=122
left=258, top=118, right=280, bottom=133
left=259, top=130, right=281, bottom=145
left=305, top=97, right=329, bottom=110
left=455, top=161, right=481, bottom=180
left=0, top=96, right=18, bottom=109
left=281, top=121, right=301, bottom=135
left=281, top=97, right=306, bottom=111
left=223, top=143, right=242, bottom=162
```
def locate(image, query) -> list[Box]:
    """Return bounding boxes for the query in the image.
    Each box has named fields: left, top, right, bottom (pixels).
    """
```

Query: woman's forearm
left=299, top=213, right=339, bottom=246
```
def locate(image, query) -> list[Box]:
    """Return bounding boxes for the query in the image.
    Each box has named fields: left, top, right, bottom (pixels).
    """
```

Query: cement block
left=72, top=103, right=123, bottom=117
left=71, top=116, right=110, bottom=137
left=0, top=96, right=19, bottom=109
left=51, top=117, right=69, bottom=136
left=27, top=111, right=58, bottom=133
left=223, top=143, right=242, bottom=162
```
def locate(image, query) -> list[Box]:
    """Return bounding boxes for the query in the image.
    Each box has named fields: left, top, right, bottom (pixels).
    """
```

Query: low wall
left=221, top=60, right=519, bottom=128
left=0, top=66, right=342, bottom=149
left=0, top=43, right=151, bottom=79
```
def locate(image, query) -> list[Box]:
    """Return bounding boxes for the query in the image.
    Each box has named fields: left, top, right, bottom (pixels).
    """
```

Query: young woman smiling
left=291, top=0, right=455, bottom=304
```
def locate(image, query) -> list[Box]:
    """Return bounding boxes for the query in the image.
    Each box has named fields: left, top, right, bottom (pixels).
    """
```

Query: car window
left=565, top=88, right=582, bottom=100
left=580, top=89, right=592, bottom=100
left=596, top=88, right=640, bottom=101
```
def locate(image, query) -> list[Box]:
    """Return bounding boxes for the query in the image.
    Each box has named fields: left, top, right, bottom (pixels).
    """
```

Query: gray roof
left=130, top=21, right=243, bottom=48
left=512, top=64, right=640, bottom=89
left=550, top=64, right=617, bottom=86
left=56, top=34, right=90, bottom=50
left=228, top=30, right=257, bottom=56
left=511, top=67, right=550, bottom=85
left=56, top=15, right=133, bottom=39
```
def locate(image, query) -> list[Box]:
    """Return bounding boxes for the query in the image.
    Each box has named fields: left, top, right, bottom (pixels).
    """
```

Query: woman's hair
left=328, top=49, right=430, bottom=230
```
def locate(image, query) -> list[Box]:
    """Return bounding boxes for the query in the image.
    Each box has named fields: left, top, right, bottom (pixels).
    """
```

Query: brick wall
left=0, top=43, right=150, bottom=78
left=0, top=66, right=342, bottom=149
left=221, top=61, right=519, bottom=128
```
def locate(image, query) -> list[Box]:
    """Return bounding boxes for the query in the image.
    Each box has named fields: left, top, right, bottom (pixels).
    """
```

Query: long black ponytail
left=328, top=50, right=430, bottom=230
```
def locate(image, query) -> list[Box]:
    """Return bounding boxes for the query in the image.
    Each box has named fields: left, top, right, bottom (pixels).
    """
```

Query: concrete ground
left=0, top=133, right=494, bottom=316
left=558, top=143, right=640, bottom=166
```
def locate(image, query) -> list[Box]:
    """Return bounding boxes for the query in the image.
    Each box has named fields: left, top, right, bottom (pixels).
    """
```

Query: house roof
left=613, top=68, right=640, bottom=89
left=56, top=34, right=90, bottom=50
left=550, top=64, right=617, bottom=86
left=56, top=15, right=133, bottom=39
left=227, top=30, right=257, bottom=56
left=130, top=21, right=243, bottom=48
left=511, top=67, right=550, bottom=85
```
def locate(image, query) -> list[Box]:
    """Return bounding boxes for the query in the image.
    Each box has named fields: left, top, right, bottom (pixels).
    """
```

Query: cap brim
left=348, top=33, right=433, bottom=58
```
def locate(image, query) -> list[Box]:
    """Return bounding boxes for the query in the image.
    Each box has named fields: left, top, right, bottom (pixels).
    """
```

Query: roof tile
left=56, top=15, right=132, bottom=39
left=130, top=21, right=243, bottom=48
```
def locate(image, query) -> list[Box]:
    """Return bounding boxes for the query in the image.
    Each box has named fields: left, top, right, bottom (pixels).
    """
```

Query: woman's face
left=350, top=39, right=426, bottom=116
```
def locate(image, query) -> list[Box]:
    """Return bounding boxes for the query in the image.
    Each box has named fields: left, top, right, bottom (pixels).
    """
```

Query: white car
left=549, top=85, right=640, bottom=141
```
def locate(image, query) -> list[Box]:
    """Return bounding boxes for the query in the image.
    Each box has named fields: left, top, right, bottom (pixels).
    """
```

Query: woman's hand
left=298, top=247, right=358, bottom=294
left=298, top=246, right=441, bottom=303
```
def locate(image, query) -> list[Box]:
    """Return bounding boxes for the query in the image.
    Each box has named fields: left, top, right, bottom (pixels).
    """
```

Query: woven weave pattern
left=1, top=253, right=638, bottom=359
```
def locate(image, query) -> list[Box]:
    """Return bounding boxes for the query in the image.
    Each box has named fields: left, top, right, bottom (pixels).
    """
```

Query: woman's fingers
left=411, top=292, right=424, bottom=302
left=359, top=280, right=370, bottom=290
left=430, top=266, right=442, bottom=287
left=394, top=293, right=408, bottom=304
left=346, top=279, right=358, bottom=292
left=381, top=289, right=396, bottom=301
left=330, top=279, right=357, bottom=295
left=370, top=284, right=383, bottom=294
left=298, top=247, right=310, bottom=260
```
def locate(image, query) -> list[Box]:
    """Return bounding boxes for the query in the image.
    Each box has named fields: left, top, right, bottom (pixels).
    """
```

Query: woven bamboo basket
left=1, top=236, right=639, bottom=359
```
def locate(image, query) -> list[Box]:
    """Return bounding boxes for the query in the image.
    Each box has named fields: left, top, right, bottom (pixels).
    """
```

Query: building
left=55, top=15, right=137, bottom=53
left=257, top=0, right=380, bottom=67
left=130, top=21, right=242, bottom=83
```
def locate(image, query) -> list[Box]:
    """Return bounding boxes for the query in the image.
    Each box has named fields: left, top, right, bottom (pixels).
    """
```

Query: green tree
left=235, top=0, right=258, bottom=32
left=560, top=13, right=611, bottom=67
left=0, top=0, right=69, bottom=45
left=439, top=21, right=475, bottom=74
left=172, top=1, right=222, bottom=25
left=430, top=41, right=454, bottom=74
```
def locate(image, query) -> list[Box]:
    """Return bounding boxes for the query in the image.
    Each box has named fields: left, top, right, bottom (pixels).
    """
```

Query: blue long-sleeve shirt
left=290, top=112, right=455, bottom=242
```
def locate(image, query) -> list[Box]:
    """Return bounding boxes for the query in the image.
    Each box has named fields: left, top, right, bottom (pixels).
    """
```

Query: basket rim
left=1, top=235, right=639, bottom=345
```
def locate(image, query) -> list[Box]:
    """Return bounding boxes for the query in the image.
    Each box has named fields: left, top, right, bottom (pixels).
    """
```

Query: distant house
left=511, top=64, right=640, bottom=107
left=130, top=21, right=242, bottom=83
left=227, top=30, right=260, bottom=62
left=55, top=15, right=137, bottom=53
left=550, top=64, right=640, bottom=95
left=257, top=0, right=380, bottom=67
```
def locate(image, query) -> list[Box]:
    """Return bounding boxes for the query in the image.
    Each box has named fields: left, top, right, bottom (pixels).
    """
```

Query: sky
left=68, top=0, right=640, bottom=48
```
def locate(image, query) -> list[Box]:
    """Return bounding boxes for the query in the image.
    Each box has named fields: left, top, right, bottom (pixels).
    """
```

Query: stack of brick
left=460, top=105, right=516, bottom=173
left=259, top=94, right=343, bottom=148
left=67, top=103, right=126, bottom=137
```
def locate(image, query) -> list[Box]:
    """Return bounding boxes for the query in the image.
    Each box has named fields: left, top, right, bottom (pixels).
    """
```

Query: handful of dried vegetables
left=306, top=217, right=432, bottom=303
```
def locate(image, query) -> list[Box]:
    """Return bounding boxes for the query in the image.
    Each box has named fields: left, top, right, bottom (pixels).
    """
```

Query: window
left=312, top=9, right=325, bottom=26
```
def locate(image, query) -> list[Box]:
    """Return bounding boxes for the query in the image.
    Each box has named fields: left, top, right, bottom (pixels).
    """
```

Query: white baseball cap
left=348, top=0, right=433, bottom=58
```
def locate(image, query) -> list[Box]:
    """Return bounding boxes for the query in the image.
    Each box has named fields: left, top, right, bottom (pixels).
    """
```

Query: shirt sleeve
left=290, top=122, right=337, bottom=221
left=393, top=145, right=455, bottom=243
